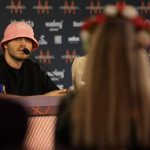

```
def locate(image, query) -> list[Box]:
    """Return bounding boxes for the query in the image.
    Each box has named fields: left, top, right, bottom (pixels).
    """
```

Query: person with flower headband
left=55, top=4, right=150, bottom=150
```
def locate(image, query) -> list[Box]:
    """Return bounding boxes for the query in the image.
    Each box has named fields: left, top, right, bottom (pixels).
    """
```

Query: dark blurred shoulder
left=58, top=91, right=76, bottom=114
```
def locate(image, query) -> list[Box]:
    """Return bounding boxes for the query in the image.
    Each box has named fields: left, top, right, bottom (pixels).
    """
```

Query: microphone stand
left=23, top=48, right=67, bottom=89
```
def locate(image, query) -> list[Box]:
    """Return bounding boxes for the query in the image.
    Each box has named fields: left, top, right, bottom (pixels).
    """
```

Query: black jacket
left=0, top=55, right=59, bottom=95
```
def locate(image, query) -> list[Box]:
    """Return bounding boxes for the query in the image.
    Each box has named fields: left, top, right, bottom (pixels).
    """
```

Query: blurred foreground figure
left=0, top=98, right=28, bottom=150
left=55, top=4, right=150, bottom=150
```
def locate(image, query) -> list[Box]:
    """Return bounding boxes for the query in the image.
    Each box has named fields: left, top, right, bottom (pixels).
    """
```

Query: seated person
left=72, top=16, right=99, bottom=90
left=72, top=56, right=87, bottom=89
left=0, top=22, right=67, bottom=96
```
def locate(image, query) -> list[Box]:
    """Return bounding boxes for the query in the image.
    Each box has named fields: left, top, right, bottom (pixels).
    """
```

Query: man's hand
left=44, top=89, right=68, bottom=96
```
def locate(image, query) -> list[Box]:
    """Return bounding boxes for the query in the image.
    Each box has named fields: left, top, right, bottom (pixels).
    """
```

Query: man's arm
left=44, top=89, right=68, bottom=96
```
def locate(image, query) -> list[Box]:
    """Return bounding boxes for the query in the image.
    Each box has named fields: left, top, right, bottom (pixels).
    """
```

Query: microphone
left=23, top=48, right=30, bottom=55
left=23, top=48, right=67, bottom=89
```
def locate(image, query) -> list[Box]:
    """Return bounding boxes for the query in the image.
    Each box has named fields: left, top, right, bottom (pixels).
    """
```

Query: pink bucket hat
left=1, top=22, right=39, bottom=50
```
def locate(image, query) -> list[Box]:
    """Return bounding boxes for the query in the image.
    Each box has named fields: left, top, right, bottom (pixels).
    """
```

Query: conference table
left=0, top=94, right=61, bottom=150
left=24, top=96, right=61, bottom=150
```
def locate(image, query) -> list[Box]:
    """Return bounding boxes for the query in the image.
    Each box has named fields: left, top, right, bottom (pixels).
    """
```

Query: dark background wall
left=0, top=0, right=149, bottom=88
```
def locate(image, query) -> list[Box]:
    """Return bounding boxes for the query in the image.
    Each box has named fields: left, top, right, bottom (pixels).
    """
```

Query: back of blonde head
left=72, top=17, right=150, bottom=149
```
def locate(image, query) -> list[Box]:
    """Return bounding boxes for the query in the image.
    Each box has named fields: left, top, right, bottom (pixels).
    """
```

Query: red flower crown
left=81, top=4, right=150, bottom=32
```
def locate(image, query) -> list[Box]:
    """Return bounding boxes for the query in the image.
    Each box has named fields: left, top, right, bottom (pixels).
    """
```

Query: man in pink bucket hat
left=0, top=21, right=67, bottom=96
left=1, top=22, right=39, bottom=51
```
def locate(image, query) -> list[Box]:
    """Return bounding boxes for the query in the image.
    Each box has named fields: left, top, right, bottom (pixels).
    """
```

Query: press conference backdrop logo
left=33, top=0, right=53, bottom=14
left=60, top=1, right=79, bottom=15
left=6, top=0, right=26, bottom=14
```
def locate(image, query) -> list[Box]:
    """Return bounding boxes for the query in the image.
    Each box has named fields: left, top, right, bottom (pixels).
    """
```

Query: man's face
left=4, top=37, right=33, bottom=61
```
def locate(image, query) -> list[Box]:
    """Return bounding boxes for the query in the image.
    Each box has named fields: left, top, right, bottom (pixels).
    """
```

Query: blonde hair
left=71, top=18, right=150, bottom=149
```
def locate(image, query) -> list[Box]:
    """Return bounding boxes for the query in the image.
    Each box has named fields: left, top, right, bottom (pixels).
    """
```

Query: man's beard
left=10, top=54, right=25, bottom=62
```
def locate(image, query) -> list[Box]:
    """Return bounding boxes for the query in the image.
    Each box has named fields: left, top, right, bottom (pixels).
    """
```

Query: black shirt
left=0, top=55, right=59, bottom=96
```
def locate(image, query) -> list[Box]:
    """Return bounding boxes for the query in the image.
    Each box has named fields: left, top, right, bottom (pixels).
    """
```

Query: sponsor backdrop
left=0, top=0, right=149, bottom=88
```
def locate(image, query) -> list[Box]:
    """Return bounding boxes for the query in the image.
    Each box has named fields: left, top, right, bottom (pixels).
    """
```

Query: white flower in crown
left=104, top=5, right=138, bottom=19
left=122, top=5, right=138, bottom=19
left=104, top=5, right=118, bottom=17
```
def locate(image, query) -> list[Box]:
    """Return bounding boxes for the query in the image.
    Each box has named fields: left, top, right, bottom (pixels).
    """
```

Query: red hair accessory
left=81, top=4, right=150, bottom=33
left=81, top=4, right=150, bottom=47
